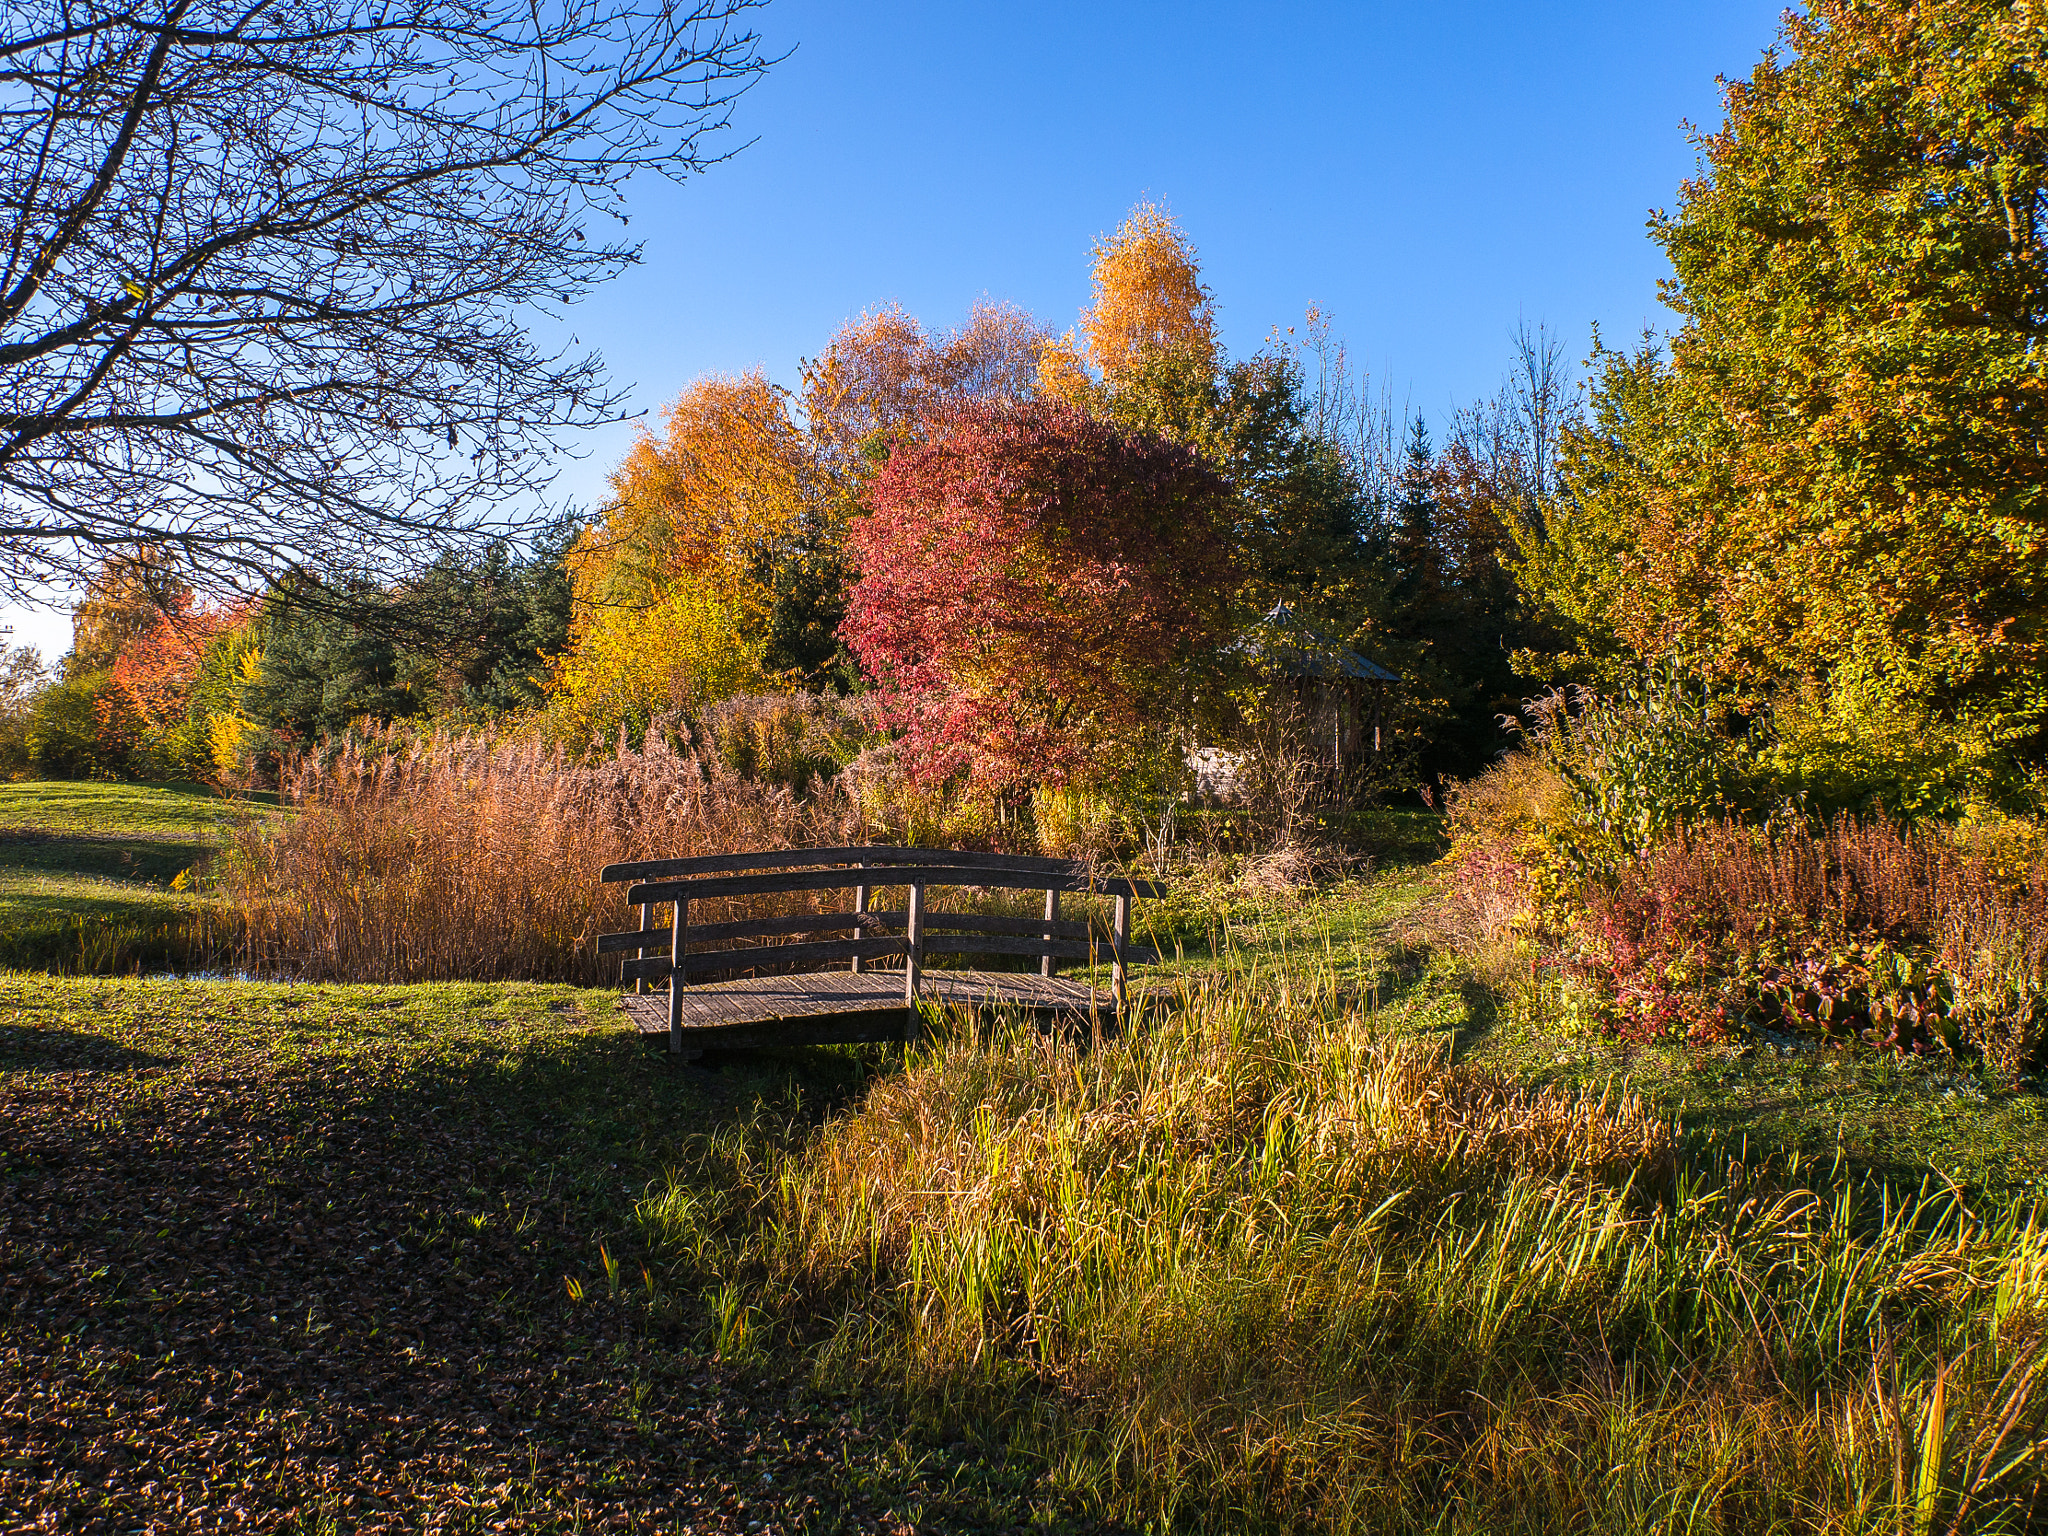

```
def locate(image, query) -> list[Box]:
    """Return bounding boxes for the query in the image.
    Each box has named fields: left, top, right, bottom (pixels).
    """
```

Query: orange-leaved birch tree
left=1040, top=200, right=1219, bottom=403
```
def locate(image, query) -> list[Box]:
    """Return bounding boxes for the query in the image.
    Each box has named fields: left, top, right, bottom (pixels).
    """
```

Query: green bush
left=25, top=671, right=129, bottom=779
left=1517, top=666, right=1758, bottom=876
left=1758, top=673, right=2029, bottom=821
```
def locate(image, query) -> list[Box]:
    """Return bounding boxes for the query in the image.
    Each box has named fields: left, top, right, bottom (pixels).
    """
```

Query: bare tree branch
left=0, top=0, right=777, bottom=602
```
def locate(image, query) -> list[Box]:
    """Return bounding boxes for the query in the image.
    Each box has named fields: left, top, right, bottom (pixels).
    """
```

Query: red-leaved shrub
left=1561, top=817, right=2048, bottom=1066
left=844, top=397, right=1238, bottom=798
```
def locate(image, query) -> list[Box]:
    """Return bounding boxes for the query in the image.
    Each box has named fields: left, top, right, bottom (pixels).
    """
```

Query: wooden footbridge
left=598, top=846, right=1165, bottom=1056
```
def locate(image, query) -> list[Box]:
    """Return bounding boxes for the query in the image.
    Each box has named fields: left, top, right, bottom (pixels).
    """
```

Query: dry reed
left=223, top=725, right=864, bottom=983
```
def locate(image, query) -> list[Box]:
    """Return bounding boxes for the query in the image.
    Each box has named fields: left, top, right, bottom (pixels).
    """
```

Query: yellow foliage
left=545, top=578, right=767, bottom=745
left=207, top=710, right=256, bottom=782
left=1078, top=200, right=1216, bottom=380
left=574, top=370, right=814, bottom=627
left=199, top=644, right=265, bottom=784
left=1034, top=333, right=1098, bottom=410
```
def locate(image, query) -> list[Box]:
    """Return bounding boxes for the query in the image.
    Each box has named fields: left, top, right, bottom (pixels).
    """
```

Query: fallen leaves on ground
left=0, top=979, right=1081, bottom=1534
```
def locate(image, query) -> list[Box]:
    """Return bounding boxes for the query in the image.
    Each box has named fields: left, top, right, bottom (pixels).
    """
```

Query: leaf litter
left=0, top=977, right=1095, bottom=1534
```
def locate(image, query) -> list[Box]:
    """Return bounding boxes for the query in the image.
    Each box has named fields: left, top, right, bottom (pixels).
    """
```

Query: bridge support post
left=851, top=870, right=869, bottom=974
left=668, top=897, right=689, bottom=1055
left=904, top=880, right=924, bottom=1045
left=635, top=900, right=650, bottom=994
left=1111, top=893, right=1130, bottom=1019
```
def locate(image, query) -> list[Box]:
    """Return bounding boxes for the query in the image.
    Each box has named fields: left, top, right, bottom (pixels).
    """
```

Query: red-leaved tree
left=844, top=398, right=1238, bottom=796
left=109, top=603, right=241, bottom=736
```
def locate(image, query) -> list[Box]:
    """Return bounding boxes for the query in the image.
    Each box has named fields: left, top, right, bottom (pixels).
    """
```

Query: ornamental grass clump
left=639, top=971, right=2048, bottom=1533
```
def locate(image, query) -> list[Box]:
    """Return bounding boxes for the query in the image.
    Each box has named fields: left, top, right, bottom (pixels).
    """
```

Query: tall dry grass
left=223, top=725, right=865, bottom=983
left=642, top=971, right=2048, bottom=1533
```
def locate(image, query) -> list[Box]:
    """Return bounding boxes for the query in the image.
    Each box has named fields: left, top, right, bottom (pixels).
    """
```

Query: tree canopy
left=844, top=398, right=1239, bottom=797
left=1530, top=0, right=2048, bottom=757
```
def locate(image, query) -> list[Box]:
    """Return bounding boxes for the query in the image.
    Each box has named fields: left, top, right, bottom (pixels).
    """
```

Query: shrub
left=1438, top=750, right=1573, bottom=956
left=1759, top=673, right=2029, bottom=821
left=1561, top=816, right=2048, bottom=1068
left=1518, top=667, right=1759, bottom=874
left=24, top=670, right=130, bottom=779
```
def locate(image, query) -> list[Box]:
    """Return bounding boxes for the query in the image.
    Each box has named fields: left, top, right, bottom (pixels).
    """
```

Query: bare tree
left=1508, top=317, right=1570, bottom=515
left=1291, top=304, right=1404, bottom=517
left=1441, top=318, right=1574, bottom=535
left=0, top=0, right=775, bottom=602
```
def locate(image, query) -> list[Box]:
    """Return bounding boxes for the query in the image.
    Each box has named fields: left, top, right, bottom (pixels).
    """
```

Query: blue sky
left=3, top=0, right=1790, bottom=662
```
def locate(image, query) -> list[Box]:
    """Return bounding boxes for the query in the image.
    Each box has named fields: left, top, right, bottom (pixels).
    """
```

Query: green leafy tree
left=1533, top=0, right=2048, bottom=772
left=25, top=671, right=129, bottom=778
left=0, top=643, right=49, bottom=778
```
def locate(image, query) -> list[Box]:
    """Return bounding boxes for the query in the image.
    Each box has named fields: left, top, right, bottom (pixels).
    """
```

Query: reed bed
left=642, top=969, right=2048, bottom=1534
left=222, top=727, right=865, bottom=983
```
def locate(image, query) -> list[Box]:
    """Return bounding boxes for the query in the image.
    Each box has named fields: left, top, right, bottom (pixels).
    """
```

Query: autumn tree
left=843, top=398, right=1239, bottom=798
left=108, top=602, right=236, bottom=738
left=65, top=551, right=189, bottom=678
left=803, top=300, right=1047, bottom=463
left=1042, top=202, right=1380, bottom=632
left=555, top=302, right=1056, bottom=739
left=1057, top=199, right=1218, bottom=389
left=1531, top=0, right=2048, bottom=764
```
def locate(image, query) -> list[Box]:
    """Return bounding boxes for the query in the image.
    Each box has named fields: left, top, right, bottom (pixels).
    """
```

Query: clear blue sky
left=3, top=0, right=1791, bottom=662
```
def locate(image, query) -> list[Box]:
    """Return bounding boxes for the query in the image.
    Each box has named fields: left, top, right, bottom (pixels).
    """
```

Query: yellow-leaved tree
left=1041, top=200, right=1218, bottom=403
left=548, top=372, right=809, bottom=741
left=544, top=583, right=765, bottom=748
left=577, top=370, right=815, bottom=629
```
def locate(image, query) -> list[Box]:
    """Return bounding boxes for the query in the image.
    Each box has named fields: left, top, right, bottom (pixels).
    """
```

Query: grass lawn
left=0, top=780, right=264, bottom=973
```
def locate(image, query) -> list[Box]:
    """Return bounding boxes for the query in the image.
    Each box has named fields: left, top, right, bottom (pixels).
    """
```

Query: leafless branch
left=0, top=0, right=776, bottom=601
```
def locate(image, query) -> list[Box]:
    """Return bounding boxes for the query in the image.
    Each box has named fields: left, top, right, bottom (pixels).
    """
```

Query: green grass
left=7, top=784, right=2048, bottom=1530
left=0, top=777, right=267, bottom=837
left=0, top=780, right=268, bottom=972
left=646, top=966, right=2048, bottom=1534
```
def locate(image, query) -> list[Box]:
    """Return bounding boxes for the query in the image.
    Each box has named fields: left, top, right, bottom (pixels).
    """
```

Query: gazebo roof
left=1239, top=604, right=1401, bottom=684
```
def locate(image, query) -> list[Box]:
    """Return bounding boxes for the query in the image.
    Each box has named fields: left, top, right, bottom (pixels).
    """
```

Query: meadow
left=6, top=778, right=2048, bottom=1532
left=0, top=780, right=247, bottom=974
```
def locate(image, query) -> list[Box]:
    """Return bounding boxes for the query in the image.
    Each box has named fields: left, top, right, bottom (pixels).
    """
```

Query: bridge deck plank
left=619, top=968, right=1116, bottom=1042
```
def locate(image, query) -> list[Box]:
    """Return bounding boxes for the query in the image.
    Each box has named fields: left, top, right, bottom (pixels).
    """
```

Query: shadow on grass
left=0, top=1024, right=180, bottom=1074
left=0, top=829, right=213, bottom=884
left=2, top=999, right=1099, bottom=1533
